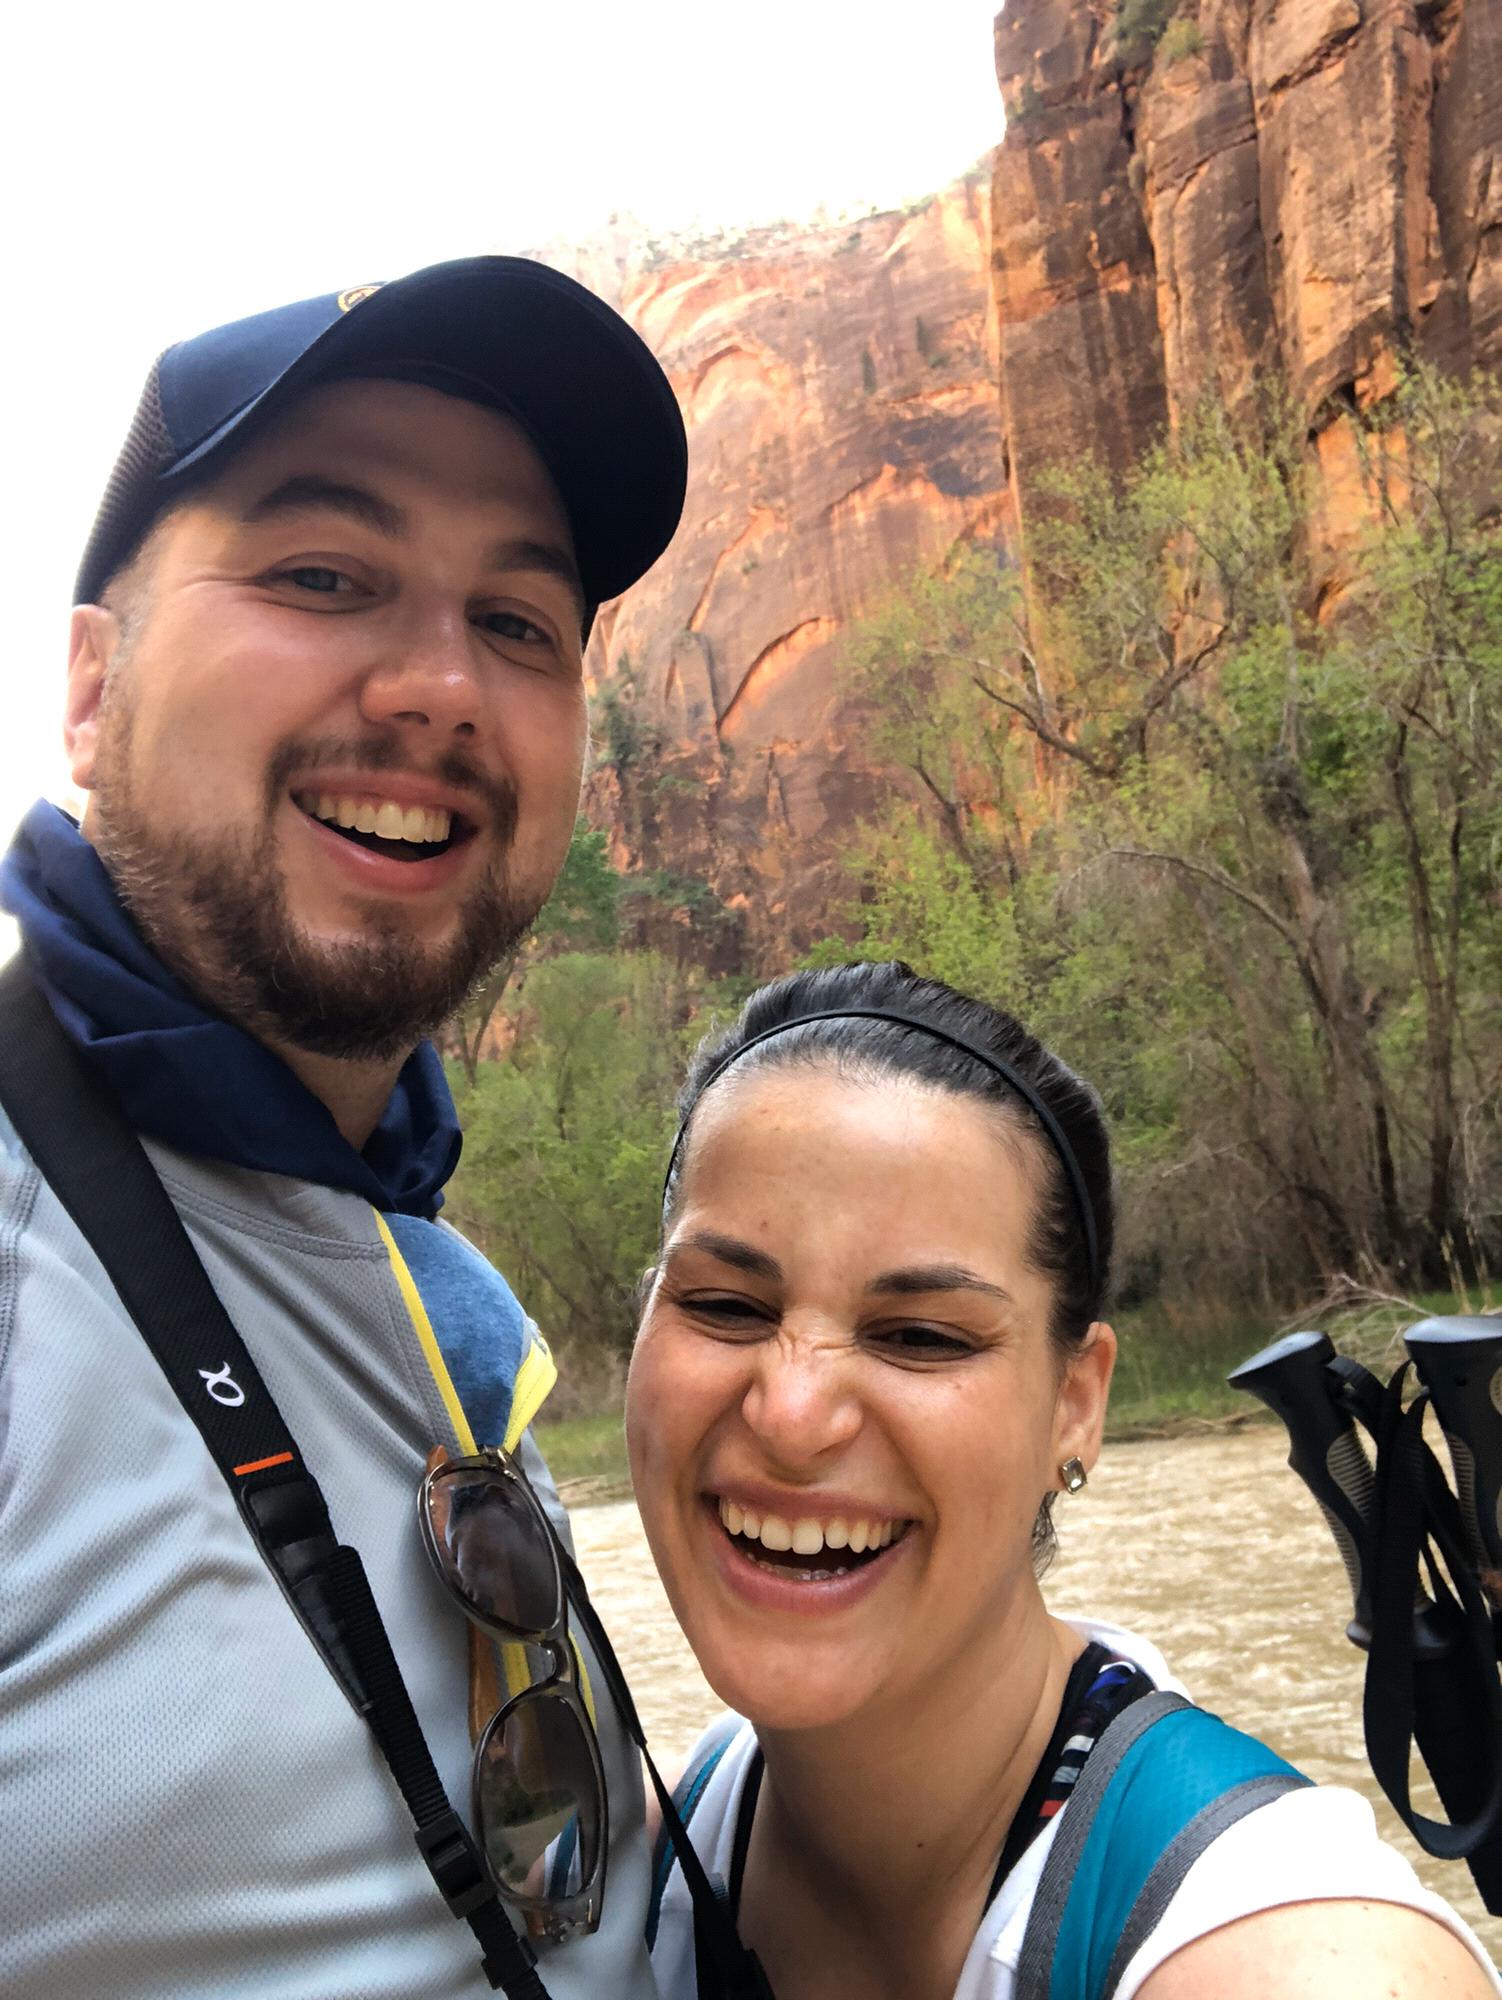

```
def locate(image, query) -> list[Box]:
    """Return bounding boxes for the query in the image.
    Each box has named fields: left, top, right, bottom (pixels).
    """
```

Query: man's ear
left=64, top=605, right=124, bottom=792
left=1052, top=1321, right=1117, bottom=1479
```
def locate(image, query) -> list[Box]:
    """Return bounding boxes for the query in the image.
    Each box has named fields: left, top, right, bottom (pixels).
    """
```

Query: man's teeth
left=298, top=794, right=452, bottom=844
left=717, top=1498, right=905, bottom=1556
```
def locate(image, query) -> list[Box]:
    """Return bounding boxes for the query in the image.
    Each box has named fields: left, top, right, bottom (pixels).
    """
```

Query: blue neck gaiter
left=0, top=801, right=462, bottom=1217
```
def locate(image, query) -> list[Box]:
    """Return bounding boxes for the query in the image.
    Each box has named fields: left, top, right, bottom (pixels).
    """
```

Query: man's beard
left=90, top=710, right=541, bottom=1065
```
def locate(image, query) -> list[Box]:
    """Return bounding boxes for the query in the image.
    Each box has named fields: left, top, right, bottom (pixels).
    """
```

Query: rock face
left=992, top=0, right=1500, bottom=550
left=581, top=177, right=1011, bottom=963
left=580, top=0, right=1497, bottom=967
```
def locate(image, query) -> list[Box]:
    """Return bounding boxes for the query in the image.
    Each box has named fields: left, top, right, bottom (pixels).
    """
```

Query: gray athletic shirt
left=0, top=1105, right=659, bottom=2000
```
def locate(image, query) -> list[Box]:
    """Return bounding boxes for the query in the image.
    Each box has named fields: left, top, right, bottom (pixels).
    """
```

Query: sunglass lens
left=476, top=1692, right=601, bottom=1904
left=426, top=1466, right=559, bottom=1633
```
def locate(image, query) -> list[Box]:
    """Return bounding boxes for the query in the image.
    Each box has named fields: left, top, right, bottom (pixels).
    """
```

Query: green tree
left=444, top=952, right=732, bottom=1360
left=1108, top=0, right=1177, bottom=57
left=807, top=815, right=1029, bottom=1004
left=825, top=372, right=1502, bottom=1300
left=533, top=822, right=621, bottom=952
left=444, top=819, right=623, bottom=1083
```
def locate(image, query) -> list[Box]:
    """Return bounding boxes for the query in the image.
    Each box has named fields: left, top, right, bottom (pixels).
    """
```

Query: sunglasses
left=419, top=1448, right=607, bottom=1943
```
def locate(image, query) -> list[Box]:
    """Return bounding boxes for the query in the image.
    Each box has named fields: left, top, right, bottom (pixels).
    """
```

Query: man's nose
left=739, top=1330, right=863, bottom=1468
left=358, top=602, right=482, bottom=738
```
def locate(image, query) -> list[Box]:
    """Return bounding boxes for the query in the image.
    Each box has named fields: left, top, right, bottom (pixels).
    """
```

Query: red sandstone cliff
left=579, top=177, right=1011, bottom=962
left=576, top=0, right=1497, bottom=966
left=992, top=0, right=1499, bottom=556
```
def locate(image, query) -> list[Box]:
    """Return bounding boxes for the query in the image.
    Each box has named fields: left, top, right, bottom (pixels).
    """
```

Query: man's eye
left=478, top=609, right=550, bottom=646
left=277, top=565, right=351, bottom=595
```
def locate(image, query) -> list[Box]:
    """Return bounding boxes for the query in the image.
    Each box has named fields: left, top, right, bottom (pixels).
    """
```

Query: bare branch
left=1088, top=846, right=1303, bottom=949
left=968, top=677, right=1116, bottom=776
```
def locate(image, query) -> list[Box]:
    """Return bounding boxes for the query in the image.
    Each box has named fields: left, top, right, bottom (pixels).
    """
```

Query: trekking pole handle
left=1404, top=1318, right=1502, bottom=1584
left=1228, top=1330, right=1376, bottom=1646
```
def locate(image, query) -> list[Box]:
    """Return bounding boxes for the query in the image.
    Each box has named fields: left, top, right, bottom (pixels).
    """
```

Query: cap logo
left=337, top=284, right=383, bottom=313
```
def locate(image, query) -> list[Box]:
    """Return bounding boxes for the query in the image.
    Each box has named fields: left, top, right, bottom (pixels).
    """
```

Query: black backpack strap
left=0, top=954, right=548, bottom=1999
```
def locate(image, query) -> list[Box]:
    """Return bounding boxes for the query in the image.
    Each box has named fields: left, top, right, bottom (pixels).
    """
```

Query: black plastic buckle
left=241, top=1470, right=337, bottom=1575
left=415, top=1811, right=498, bottom=1921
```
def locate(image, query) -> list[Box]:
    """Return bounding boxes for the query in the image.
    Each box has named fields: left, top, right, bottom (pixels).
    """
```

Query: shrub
left=1158, top=16, right=1205, bottom=61
left=1110, top=0, right=1176, bottom=54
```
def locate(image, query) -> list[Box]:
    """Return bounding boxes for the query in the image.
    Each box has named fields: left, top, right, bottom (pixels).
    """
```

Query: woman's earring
left=1059, top=1456, right=1088, bottom=1495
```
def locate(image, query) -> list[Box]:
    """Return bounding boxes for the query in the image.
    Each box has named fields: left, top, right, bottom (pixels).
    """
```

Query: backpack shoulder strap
left=646, top=1714, right=745, bottom=1948
left=1016, top=1690, right=1311, bottom=2000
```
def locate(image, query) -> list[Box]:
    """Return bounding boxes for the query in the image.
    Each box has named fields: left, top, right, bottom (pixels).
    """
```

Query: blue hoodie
left=0, top=799, right=462, bottom=1218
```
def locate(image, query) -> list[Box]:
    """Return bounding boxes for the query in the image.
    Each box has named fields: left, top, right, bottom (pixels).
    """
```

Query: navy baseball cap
left=75, top=255, right=687, bottom=611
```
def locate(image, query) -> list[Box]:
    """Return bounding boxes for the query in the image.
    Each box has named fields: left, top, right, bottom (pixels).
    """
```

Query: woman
left=625, top=961, right=1499, bottom=2000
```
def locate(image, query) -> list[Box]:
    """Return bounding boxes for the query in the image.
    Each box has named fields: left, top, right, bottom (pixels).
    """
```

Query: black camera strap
left=555, top=1547, right=775, bottom=2000
left=0, top=955, right=549, bottom=2000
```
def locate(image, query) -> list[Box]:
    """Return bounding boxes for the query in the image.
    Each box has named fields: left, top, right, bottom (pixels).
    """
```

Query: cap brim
left=168, top=257, right=685, bottom=608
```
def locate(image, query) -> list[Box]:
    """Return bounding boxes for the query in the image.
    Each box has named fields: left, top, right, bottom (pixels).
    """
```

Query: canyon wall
left=992, top=0, right=1499, bottom=562
left=580, top=177, right=1011, bottom=962
left=577, top=0, right=1498, bottom=967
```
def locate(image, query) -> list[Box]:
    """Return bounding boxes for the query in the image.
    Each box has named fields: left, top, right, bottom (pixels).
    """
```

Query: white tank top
left=648, top=1618, right=1501, bottom=1999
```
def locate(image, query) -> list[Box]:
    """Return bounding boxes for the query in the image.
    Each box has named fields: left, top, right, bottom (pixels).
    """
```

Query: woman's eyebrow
left=669, top=1230, right=783, bottom=1283
left=869, top=1263, right=1012, bottom=1303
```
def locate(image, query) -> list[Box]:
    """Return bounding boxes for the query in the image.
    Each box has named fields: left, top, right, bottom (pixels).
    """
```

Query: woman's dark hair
left=664, top=960, right=1115, bottom=1352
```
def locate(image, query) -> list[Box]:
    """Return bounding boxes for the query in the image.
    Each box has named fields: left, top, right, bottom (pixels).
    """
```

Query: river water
left=572, top=1423, right=1501, bottom=1963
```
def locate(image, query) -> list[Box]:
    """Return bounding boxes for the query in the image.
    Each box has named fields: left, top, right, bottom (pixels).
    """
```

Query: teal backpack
left=648, top=1691, right=1310, bottom=2000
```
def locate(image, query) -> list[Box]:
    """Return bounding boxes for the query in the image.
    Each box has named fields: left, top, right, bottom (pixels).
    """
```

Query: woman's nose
left=358, top=604, right=481, bottom=738
left=739, top=1330, right=863, bottom=1468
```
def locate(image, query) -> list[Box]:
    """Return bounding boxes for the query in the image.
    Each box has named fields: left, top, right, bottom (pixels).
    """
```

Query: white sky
left=2, top=0, right=1005, bottom=918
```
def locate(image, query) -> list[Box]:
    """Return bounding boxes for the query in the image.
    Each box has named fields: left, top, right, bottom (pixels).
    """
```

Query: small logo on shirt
left=199, top=1363, right=246, bottom=1408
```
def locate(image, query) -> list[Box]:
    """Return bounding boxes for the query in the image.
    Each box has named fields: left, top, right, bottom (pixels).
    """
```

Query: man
left=0, top=259, right=686, bottom=1999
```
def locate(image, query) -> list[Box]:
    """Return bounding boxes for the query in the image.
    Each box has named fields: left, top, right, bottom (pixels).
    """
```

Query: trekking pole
left=1401, top=1316, right=1502, bottom=1912
left=1404, top=1317, right=1502, bottom=1633
left=1228, top=1330, right=1459, bottom=1654
left=1230, top=1325, right=1502, bottom=1913
left=1227, top=1332, right=1382, bottom=1646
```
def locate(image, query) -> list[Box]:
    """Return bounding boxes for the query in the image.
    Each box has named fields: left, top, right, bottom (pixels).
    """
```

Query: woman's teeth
left=717, top=1496, right=906, bottom=1558
left=297, top=792, right=452, bottom=845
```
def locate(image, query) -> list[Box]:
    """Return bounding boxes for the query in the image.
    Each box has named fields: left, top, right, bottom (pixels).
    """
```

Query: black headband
left=661, top=1006, right=1101, bottom=1301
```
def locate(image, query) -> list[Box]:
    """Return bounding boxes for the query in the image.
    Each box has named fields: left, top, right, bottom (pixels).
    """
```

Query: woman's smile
left=701, top=1489, right=919, bottom=1612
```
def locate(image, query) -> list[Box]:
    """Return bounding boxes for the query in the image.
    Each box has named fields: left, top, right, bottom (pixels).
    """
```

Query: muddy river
left=571, top=1423, right=1500, bottom=1962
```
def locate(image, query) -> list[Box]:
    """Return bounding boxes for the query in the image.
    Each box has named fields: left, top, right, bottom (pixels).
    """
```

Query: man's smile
left=284, top=789, right=488, bottom=901
left=292, top=788, right=476, bottom=862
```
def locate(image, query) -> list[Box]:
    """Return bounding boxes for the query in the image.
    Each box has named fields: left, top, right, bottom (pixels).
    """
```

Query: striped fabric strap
left=1038, top=1658, right=1142, bottom=1826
